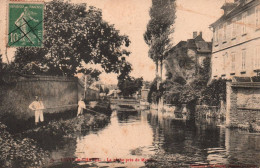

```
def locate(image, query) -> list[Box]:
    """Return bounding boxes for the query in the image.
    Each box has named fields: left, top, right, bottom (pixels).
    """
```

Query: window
left=242, top=49, right=246, bottom=70
left=255, top=46, right=260, bottom=69
left=231, top=18, right=236, bottom=38
left=223, top=52, right=228, bottom=71
left=219, top=25, right=223, bottom=42
left=242, top=13, right=247, bottom=35
left=256, top=7, right=260, bottom=29
left=214, top=27, right=219, bottom=44
left=231, top=52, right=236, bottom=72
left=223, top=23, right=227, bottom=41
left=237, top=17, right=241, bottom=36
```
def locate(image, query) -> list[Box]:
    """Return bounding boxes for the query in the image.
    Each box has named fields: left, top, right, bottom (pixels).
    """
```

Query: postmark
left=8, top=3, right=44, bottom=47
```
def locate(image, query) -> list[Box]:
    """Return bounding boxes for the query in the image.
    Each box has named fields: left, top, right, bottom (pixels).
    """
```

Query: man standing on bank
left=29, top=96, right=45, bottom=126
left=77, top=97, right=86, bottom=117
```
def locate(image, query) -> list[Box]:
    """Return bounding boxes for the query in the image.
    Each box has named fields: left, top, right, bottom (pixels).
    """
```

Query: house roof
left=210, top=0, right=260, bottom=27
left=166, top=33, right=212, bottom=56
left=195, top=41, right=212, bottom=53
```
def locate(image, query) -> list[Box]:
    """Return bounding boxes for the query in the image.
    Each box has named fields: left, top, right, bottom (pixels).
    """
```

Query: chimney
left=199, top=31, right=202, bottom=37
left=193, top=31, right=198, bottom=39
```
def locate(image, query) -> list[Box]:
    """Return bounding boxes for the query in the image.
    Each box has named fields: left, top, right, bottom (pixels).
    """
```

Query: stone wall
left=195, top=105, right=225, bottom=119
left=0, top=75, right=84, bottom=119
left=226, top=81, right=260, bottom=129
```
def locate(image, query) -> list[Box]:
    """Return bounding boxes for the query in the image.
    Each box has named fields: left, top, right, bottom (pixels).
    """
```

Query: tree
left=201, top=79, right=227, bottom=106
left=117, top=77, right=143, bottom=97
left=0, top=52, right=4, bottom=85
left=147, top=76, right=164, bottom=103
left=99, top=85, right=104, bottom=93
left=144, top=0, right=176, bottom=77
left=104, top=87, right=109, bottom=95
left=13, top=0, right=131, bottom=78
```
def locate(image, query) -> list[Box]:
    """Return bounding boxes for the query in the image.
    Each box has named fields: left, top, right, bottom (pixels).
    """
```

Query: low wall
left=0, top=75, right=82, bottom=119
left=226, top=81, right=260, bottom=129
left=195, top=105, right=225, bottom=119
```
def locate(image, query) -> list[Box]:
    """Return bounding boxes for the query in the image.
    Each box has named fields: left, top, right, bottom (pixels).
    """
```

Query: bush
left=201, top=78, right=227, bottom=106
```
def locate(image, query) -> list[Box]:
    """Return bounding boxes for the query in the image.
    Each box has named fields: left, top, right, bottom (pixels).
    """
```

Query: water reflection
left=47, top=109, right=260, bottom=167
left=74, top=110, right=154, bottom=167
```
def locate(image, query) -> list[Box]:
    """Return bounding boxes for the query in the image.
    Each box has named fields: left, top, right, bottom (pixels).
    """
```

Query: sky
left=0, top=0, right=226, bottom=84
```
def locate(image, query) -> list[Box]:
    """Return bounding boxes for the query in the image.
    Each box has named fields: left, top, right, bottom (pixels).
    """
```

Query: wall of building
left=226, top=81, right=260, bottom=129
left=212, top=2, right=260, bottom=79
left=1, top=75, right=84, bottom=119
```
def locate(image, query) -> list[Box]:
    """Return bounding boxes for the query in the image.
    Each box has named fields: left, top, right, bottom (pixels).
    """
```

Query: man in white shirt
left=29, top=96, right=45, bottom=125
left=77, top=97, right=86, bottom=116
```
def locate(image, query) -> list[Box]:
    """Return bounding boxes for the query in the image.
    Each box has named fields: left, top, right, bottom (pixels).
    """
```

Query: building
left=210, top=0, right=260, bottom=79
left=165, top=31, right=212, bottom=84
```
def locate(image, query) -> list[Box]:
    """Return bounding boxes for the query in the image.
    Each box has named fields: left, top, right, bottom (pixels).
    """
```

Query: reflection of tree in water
left=116, top=111, right=140, bottom=123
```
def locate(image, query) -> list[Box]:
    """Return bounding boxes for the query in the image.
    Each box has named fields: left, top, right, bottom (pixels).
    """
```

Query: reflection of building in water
left=224, top=128, right=260, bottom=165
left=206, top=126, right=227, bottom=165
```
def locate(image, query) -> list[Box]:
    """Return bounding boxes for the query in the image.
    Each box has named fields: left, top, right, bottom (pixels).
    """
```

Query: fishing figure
left=29, top=96, right=45, bottom=125
left=77, top=97, right=86, bottom=117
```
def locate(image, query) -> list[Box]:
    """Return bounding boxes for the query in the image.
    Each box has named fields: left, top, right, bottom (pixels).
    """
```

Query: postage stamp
left=8, top=3, right=44, bottom=47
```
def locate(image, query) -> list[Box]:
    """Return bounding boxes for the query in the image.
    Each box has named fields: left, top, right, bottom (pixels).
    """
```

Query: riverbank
left=0, top=101, right=111, bottom=168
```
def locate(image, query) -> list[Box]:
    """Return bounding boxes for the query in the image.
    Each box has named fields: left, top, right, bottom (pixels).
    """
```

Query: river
left=47, top=109, right=260, bottom=168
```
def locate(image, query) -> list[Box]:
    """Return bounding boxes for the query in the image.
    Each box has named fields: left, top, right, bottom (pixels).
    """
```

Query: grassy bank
left=0, top=100, right=111, bottom=168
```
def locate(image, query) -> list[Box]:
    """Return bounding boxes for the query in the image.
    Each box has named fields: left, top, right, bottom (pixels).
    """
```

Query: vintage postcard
left=0, top=0, right=260, bottom=167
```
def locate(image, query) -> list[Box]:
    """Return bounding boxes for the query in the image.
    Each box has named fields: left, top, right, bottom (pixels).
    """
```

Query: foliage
left=13, top=0, right=131, bottom=77
left=144, top=0, right=176, bottom=41
left=147, top=77, right=164, bottom=103
left=144, top=0, right=176, bottom=74
left=117, top=76, right=143, bottom=97
left=104, top=88, right=109, bottom=95
left=164, top=42, right=196, bottom=84
left=79, top=68, right=102, bottom=88
left=162, top=80, right=181, bottom=104
left=99, top=86, right=104, bottom=93
left=117, top=58, right=132, bottom=82
left=0, top=122, right=50, bottom=167
left=163, top=56, right=211, bottom=105
left=201, top=78, right=227, bottom=106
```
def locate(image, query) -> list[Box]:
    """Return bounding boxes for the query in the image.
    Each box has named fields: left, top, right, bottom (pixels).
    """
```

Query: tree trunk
left=156, top=60, right=159, bottom=76
left=160, top=60, right=163, bottom=78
